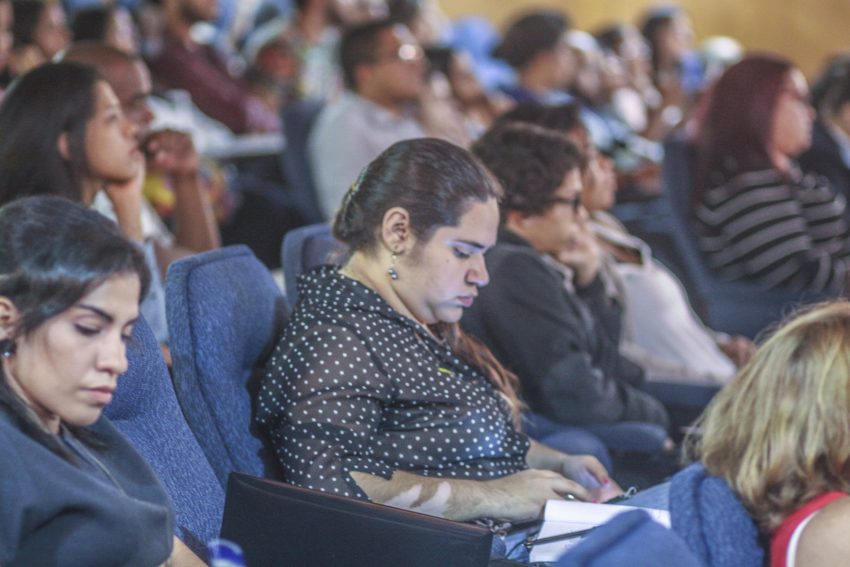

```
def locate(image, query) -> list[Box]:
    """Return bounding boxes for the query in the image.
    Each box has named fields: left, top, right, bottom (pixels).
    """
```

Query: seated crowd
left=2, top=0, right=850, bottom=565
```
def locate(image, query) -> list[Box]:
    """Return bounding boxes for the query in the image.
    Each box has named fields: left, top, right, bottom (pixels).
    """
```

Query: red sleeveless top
left=770, top=491, right=848, bottom=567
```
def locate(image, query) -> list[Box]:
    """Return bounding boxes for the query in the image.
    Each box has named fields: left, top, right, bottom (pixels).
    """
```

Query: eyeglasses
left=549, top=195, right=583, bottom=213
left=373, top=43, right=424, bottom=64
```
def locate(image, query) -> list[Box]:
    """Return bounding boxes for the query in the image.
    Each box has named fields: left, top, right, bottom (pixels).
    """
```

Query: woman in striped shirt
left=694, top=55, right=850, bottom=293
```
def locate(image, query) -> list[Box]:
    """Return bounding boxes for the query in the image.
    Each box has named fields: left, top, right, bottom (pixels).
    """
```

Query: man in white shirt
left=309, top=19, right=428, bottom=219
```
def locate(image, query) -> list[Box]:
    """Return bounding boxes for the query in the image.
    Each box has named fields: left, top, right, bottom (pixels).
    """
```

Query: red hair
left=694, top=54, right=794, bottom=201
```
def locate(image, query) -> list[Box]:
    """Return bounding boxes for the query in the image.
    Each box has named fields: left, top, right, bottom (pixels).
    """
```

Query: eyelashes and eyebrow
left=75, top=304, right=138, bottom=329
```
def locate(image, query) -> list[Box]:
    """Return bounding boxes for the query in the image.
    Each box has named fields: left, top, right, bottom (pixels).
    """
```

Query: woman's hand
left=485, top=468, right=594, bottom=522
left=144, top=130, right=199, bottom=178
left=104, top=157, right=146, bottom=242
left=558, top=454, right=623, bottom=502
left=555, top=223, right=601, bottom=287
left=718, top=335, right=756, bottom=368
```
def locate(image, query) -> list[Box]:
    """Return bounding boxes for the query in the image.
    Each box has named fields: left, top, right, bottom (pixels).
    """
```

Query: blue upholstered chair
left=165, top=245, right=289, bottom=488
left=556, top=509, right=700, bottom=566
left=105, top=315, right=224, bottom=558
left=280, top=98, right=326, bottom=225
left=281, top=222, right=345, bottom=308
left=663, top=135, right=828, bottom=338
left=669, top=463, right=765, bottom=567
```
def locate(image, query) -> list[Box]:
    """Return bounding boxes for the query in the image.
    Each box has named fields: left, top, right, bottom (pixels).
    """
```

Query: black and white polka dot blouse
left=256, top=266, right=530, bottom=499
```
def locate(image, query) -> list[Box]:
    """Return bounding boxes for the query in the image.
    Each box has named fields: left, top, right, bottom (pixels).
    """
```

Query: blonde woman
left=691, top=301, right=850, bottom=567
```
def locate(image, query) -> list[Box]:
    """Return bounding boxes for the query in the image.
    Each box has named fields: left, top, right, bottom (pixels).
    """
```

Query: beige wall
left=443, top=0, right=850, bottom=79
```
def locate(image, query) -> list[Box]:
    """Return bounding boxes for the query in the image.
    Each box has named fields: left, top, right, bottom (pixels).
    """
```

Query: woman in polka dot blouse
left=257, top=138, right=617, bottom=523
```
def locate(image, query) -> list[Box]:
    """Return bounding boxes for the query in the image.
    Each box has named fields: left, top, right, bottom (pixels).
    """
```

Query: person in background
left=146, top=0, right=280, bottom=133
left=309, top=19, right=466, bottom=219
left=6, top=0, right=69, bottom=81
left=63, top=42, right=221, bottom=274
left=70, top=4, right=139, bottom=55
left=639, top=4, right=700, bottom=131
left=241, top=17, right=301, bottom=114
left=0, top=62, right=169, bottom=344
left=689, top=300, right=850, bottom=566
left=0, top=195, right=203, bottom=566
left=495, top=101, right=754, bottom=384
left=492, top=10, right=576, bottom=105
left=277, top=0, right=387, bottom=101
left=0, top=0, right=12, bottom=96
left=595, top=22, right=671, bottom=142
left=257, top=139, right=618, bottom=548
left=64, top=41, right=303, bottom=272
left=694, top=54, right=850, bottom=293
left=465, top=123, right=670, bottom=434
left=425, top=45, right=512, bottom=136
left=799, top=53, right=850, bottom=218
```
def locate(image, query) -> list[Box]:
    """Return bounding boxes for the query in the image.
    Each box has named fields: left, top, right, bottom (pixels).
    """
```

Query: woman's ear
left=0, top=297, right=20, bottom=341
left=380, top=207, right=413, bottom=254
left=56, top=131, right=71, bottom=161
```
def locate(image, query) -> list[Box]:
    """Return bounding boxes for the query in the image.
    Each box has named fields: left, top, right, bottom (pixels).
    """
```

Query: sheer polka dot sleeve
left=257, top=325, right=395, bottom=498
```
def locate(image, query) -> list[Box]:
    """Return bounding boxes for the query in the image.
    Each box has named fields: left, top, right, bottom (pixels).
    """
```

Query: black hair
left=0, top=195, right=150, bottom=462
left=424, top=45, right=453, bottom=77
left=0, top=61, right=101, bottom=205
left=811, top=53, right=850, bottom=118
left=640, top=5, right=683, bottom=75
left=70, top=5, right=113, bottom=43
left=11, top=0, right=47, bottom=48
left=595, top=23, right=628, bottom=53
left=386, top=0, right=419, bottom=28
left=339, top=18, right=396, bottom=90
left=491, top=10, right=569, bottom=70
left=492, top=100, right=584, bottom=134
left=472, top=122, right=583, bottom=218
left=333, top=137, right=502, bottom=252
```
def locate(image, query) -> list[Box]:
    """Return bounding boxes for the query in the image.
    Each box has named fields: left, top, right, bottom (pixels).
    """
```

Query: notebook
left=220, top=473, right=494, bottom=567
left=528, top=499, right=671, bottom=563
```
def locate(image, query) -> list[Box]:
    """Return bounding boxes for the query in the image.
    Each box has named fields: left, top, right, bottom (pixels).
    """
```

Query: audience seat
left=281, top=98, right=326, bottom=225
left=105, top=315, right=224, bottom=558
left=557, top=509, right=700, bottom=566
left=281, top=222, right=345, bottom=308
left=165, top=245, right=288, bottom=488
left=663, top=134, right=828, bottom=339
left=669, top=463, right=765, bottom=567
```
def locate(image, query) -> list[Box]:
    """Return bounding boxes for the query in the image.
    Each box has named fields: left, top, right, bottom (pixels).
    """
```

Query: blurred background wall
left=444, top=0, right=850, bottom=78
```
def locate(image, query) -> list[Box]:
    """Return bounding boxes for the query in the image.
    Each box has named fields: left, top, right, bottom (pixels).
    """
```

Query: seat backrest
left=557, top=509, right=700, bottom=567
left=281, top=98, right=326, bottom=225
left=663, top=134, right=722, bottom=299
left=165, top=245, right=289, bottom=488
left=669, top=463, right=765, bottom=567
left=281, top=222, right=346, bottom=308
left=105, top=315, right=224, bottom=558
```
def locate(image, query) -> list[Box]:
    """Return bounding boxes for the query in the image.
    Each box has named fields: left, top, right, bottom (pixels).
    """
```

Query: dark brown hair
left=472, top=122, right=584, bottom=219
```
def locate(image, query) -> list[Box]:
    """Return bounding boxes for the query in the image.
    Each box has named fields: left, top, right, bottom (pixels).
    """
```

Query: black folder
left=220, top=473, right=494, bottom=567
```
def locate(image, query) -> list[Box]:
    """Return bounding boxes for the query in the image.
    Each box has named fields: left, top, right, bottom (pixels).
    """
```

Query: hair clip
left=349, top=166, right=369, bottom=197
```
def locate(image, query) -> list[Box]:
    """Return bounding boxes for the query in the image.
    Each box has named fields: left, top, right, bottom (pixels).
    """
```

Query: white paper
left=529, top=500, right=671, bottom=563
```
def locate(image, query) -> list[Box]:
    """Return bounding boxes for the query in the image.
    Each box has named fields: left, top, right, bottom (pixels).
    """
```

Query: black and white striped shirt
left=695, top=168, right=850, bottom=292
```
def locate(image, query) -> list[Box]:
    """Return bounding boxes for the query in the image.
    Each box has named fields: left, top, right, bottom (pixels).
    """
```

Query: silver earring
left=387, top=253, right=399, bottom=281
